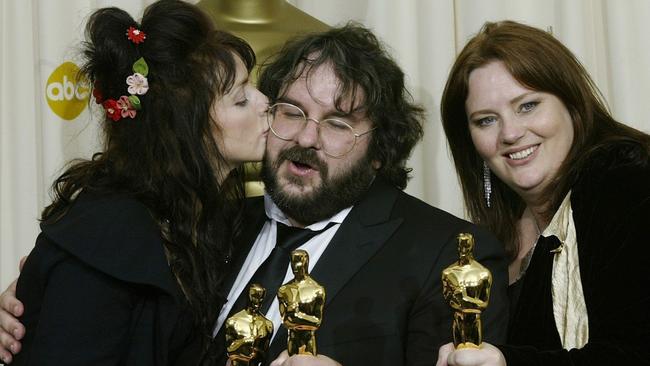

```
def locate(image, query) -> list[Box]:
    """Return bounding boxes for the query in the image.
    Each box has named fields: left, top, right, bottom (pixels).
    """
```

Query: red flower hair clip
left=126, top=26, right=146, bottom=44
left=102, top=99, right=121, bottom=122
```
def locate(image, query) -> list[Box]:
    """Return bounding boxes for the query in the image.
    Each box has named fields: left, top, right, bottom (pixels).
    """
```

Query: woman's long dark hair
left=441, top=21, right=650, bottom=260
left=41, top=0, right=255, bottom=343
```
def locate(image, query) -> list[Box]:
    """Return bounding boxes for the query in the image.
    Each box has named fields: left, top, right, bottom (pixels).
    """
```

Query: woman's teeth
left=509, top=146, right=537, bottom=160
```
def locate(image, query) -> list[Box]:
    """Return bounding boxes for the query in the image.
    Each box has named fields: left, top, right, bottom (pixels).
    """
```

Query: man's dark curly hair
left=258, top=23, right=424, bottom=189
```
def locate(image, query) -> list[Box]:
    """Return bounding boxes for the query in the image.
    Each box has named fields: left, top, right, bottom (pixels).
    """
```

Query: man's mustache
left=275, top=146, right=328, bottom=176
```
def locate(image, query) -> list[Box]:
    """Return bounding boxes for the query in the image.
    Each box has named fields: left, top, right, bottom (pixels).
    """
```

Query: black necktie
left=211, top=221, right=334, bottom=363
left=233, top=222, right=333, bottom=315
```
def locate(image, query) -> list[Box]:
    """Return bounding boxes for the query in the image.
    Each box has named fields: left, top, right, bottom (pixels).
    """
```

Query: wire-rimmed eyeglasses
left=267, top=102, right=376, bottom=158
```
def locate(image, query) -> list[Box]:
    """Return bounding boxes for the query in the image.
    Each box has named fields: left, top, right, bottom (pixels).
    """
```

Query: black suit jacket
left=228, top=178, right=509, bottom=365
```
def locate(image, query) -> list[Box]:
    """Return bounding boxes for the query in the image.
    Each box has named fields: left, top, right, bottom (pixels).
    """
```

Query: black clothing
left=500, top=143, right=650, bottom=365
left=223, top=178, right=510, bottom=365
left=13, top=193, right=197, bottom=366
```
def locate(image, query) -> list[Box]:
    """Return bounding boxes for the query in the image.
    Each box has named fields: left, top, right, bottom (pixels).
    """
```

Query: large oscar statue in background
left=197, top=0, right=330, bottom=196
left=198, top=0, right=329, bottom=67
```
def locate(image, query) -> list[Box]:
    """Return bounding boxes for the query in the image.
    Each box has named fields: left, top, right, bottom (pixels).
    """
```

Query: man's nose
left=294, top=118, right=320, bottom=149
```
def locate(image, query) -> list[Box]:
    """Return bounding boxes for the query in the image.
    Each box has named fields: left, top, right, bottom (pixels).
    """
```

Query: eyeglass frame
left=266, top=102, right=377, bottom=158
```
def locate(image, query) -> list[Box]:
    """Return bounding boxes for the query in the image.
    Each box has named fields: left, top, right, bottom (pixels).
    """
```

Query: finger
left=0, top=327, right=21, bottom=355
left=287, top=354, right=312, bottom=364
left=0, top=306, right=23, bottom=340
left=316, top=354, right=342, bottom=366
left=0, top=347, right=13, bottom=364
left=449, top=348, right=484, bottom=366
left=0, top=307, right=25, bottom=342
left=0, top=281, right=23, bottom=318
left=0, top=326, right=18, bottom=349
left=436, top=343, right=455, bottom=366
left=284, top=354, right=338, bottom=366
left=19, top=256, right=27, bottom=272
left=270, top=350, right=290, bottom=366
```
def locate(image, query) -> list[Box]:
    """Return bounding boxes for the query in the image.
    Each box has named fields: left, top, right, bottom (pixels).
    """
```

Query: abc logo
left=45, top=62, right=90, bottom=120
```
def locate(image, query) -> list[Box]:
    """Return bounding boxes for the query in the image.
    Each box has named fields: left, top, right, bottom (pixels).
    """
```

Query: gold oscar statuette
left=442, top=233, right=492, bottom=349
left=277, top=249, right=325, bottom=356
left=225, top=283, right=274, bottom=366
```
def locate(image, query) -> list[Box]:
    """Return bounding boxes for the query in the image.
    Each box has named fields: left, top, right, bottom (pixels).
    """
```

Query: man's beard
left=261, top=146, right=376, bottom=226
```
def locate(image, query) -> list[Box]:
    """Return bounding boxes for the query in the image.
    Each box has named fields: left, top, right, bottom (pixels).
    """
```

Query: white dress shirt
left=213, top=194, right=352, bottom=341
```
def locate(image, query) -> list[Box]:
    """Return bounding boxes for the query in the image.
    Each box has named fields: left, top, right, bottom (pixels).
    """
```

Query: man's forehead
left=283, top=63, right=366, bottom=116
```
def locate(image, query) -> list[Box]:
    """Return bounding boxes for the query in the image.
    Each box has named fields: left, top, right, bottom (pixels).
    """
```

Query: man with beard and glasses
left=231, top=24, right=509, bottom=366
left=0, top=25, right=508, bottom=366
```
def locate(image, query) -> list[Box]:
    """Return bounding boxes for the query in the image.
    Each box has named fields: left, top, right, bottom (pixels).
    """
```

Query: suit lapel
left=314, top=178, right=402, bottom=307
left=267, top=178, right=403, bottom=359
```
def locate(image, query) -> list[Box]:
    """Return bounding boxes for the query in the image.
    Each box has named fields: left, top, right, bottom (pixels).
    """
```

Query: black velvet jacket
left=13, top=193, right=197, bottom=366
left=500, top=143, right=650, bottom=365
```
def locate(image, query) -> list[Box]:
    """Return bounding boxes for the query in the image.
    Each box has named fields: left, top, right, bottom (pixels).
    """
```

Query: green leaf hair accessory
left=128, top=95, right=142, bottom=110
left=132, top=57, right=149, bottom=76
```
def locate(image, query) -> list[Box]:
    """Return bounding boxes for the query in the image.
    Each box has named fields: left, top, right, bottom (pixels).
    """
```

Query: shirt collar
left=542, top=191, right=572, bottom=245
left=263, top=193, right=352, bottom=230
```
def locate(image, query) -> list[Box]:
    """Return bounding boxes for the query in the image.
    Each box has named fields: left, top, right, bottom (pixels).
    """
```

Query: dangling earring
left=483, top=161, right=492, bottom=208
